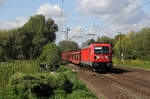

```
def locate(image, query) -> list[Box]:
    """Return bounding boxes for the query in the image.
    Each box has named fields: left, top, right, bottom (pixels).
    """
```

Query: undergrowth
left=0, top=61, right=97, bottom=99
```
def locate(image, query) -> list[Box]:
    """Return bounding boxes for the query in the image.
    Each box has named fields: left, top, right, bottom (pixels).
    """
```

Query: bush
left=56, top=65, right=70, bottom=73
left=0, top=65, right=97, bottom=99
left=56, top=66, right=97, bottom=99
left=5, top=71, right=74, bottom=98
left=8, top=73, right=57, bottom=98
left=67, top=89, right=97, bottom=99
left=38, top=43, right=61, bottom=71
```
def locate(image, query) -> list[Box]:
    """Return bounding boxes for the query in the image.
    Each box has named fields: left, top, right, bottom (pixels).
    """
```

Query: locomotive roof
left=94, top=42, right=110, bottom=44
left=81, top=42, right=110, bottom=49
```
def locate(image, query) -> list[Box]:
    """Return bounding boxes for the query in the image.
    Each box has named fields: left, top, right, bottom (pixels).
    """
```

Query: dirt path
left=68, top=64, right=150, bottom=99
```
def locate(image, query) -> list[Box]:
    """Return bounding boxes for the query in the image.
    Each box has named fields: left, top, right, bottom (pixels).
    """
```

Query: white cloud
left=0, top=0, right=4, bottom=5
left=0, top=17, right=28, bottom=30
left=75, top=0, right=150, bottom=35
left=36, top=3, right=67, bottom=24
left=0, top=3, right=67, bottom=30
left=69, top=26, right=83, bottom=38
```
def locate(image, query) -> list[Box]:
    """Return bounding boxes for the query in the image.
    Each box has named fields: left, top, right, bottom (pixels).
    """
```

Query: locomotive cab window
left=94, top=46, right=109, bottom=55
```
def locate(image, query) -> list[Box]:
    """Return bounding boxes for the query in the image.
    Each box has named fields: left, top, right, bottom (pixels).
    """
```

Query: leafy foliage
left=113, top=28, right=150, bottom=60
left=0, top=15, right=58, bottom=61
left=38, top=43, right=61, bottom=70
left=0, top=60, right=40, bottom=86
left=59, top=40, right=79, bottom=52
left=0, top=65, right=97, bottom=99
left=97, top=36, right=114, bottom=47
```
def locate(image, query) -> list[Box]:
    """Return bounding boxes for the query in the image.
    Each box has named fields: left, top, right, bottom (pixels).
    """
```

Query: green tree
left=59, top=40, right=79, bottom=52
left=97, top=36, right=114, bottom=47
left=113, top=34, right=127, bottom=59
left=134, top=28, right=150, bottom=60
left=38, top=43, right=61, bottom=70
left=14, top=15, right=58, bottom=59
left=0, top=30, right=16, bottom=60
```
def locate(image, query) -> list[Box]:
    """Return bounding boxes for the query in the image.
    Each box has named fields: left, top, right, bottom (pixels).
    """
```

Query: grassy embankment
left=113, top=59, right=150, bottom=70
left=0, top=60, right=97, bottom=99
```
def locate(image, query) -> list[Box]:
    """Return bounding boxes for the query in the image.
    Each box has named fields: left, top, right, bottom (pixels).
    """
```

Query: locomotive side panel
left=81, top=48, right=89, bottom=64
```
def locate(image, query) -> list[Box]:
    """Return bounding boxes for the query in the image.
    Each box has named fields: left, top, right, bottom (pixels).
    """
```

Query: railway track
left=67, top=63, right=150, bottom=99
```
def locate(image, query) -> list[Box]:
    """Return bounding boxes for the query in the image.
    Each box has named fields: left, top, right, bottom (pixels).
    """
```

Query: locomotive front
left=91, top=43, right=113, bottom=70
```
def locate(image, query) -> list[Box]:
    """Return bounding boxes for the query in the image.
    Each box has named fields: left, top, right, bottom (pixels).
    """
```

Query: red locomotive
left=61, top=42, right=113, bottom=71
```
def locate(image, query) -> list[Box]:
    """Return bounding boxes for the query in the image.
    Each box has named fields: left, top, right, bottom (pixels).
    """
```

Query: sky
left=0, top=0, right=150, bottom=45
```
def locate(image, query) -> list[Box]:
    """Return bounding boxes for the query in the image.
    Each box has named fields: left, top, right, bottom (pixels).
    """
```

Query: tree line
left=96, top=28, right=150, bottom=60
left=0, top=14, right=150, bottom=61
left=0, top=15, right=58, bottom=61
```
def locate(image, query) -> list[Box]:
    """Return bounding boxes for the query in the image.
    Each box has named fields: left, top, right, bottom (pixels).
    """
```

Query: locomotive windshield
left=94, top=46, right=109, bottom=55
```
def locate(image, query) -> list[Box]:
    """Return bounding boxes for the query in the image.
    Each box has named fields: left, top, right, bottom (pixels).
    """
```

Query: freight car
left=61, top=42, right=113, bottom=71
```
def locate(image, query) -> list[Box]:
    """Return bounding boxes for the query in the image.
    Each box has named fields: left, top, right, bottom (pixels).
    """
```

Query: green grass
left=113, top=59, right=150, bottom=70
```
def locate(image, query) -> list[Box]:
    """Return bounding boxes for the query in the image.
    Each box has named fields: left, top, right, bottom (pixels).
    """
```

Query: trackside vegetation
left=0, top=63, right=97, bottom=99
left=0, top=15, right=97, bottom=99
left=96, top=28, right=150, bottom=69
left=0, top=43, right=97, bottom=99
left=113, top=59, right=150, bottom=70
left=97, top=28, right=150, bottom=60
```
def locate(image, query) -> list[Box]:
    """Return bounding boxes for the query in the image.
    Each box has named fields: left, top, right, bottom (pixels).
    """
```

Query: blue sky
left=0, top=0, right=150, bottom=44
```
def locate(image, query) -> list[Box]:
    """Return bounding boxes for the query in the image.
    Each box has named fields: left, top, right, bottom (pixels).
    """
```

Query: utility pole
left=66, top=27, right=70, bottom=41
left=61, top=0, right=64, bottom=16
left=118, top=32, right=122, bottom=62
left=60, top=27, right=70, bottom=41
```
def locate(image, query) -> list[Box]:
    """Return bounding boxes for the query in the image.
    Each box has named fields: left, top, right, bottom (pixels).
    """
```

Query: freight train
left=61, top=42, right=113, bottom=71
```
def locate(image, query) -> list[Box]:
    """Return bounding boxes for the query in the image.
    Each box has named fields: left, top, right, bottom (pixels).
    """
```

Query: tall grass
left=0, top=60, right=40, bottom=86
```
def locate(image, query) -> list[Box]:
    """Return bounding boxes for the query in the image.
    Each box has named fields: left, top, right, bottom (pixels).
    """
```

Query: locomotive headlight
left=94, top=56, right=100, bottom=60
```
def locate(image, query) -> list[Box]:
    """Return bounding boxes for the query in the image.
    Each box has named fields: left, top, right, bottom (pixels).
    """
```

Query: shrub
left=8, top=73, right=57, bottom=98
left=56, top=65, right=70, bottom=73
left=0, top=65, right=97, bottom=99
left=67, top=89, right=97, bottom=99
left=6, top=71, right=74, bottom=98
left=38, top=43, right=61, bottom=71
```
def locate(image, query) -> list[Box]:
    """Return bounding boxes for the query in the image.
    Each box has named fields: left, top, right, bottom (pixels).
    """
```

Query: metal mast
left=61, top=0, right=64, bottom=16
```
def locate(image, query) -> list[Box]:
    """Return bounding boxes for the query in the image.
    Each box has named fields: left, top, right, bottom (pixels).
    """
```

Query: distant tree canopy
left=97, top=36, right=114, bottom=47
left=95, top=28, right=150, bottom=60
left=113, top=29, right=150, bottom=60
left=59, top=40, right=79, bottom=52
left=0, top=15, right=58, bottom=61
